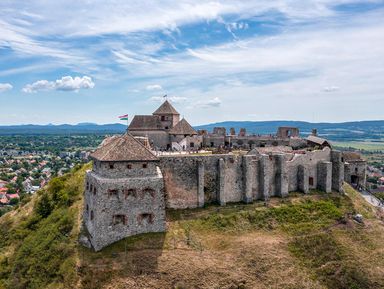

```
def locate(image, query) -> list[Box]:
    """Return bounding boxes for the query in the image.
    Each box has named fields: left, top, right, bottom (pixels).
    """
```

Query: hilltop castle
left=82, top=100, right=367, bottom=251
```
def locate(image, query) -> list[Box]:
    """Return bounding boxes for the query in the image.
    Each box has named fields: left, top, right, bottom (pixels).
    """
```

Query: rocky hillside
left=1, top=165, right=384, bottom=289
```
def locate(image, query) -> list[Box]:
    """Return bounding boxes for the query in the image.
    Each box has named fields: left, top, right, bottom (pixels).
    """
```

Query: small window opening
left=90, top=210, right=94, bottom=221
left=93, top=187, right=97, bottom=195
left=108, top=189, right=119, bottom=197
left=190, top=142, right=195, bottom=148
left=161, top=116, right=165, bottom=121
left=142, top=188, right=155, bottom=198
left=355, top=167, right=358, bottom=173
left=109, top=163, right=114, bottom=169
left=113, top=214, right=127, bottom=225
left=124, top=188, right=137, bottom=198
left=127, top=164, right=132, bottom=169
left=309, top=177, right=314, bottom=186
left=138, top=213, right=154, bottom=225
left=86, top=204, right=89, bottom=212
left=86, top=182, right=89, bottom=191
left=142, top=163, right=147, bottom=169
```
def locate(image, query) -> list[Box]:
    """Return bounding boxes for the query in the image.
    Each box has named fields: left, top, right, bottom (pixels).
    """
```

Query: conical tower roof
left=169, top=118, right=197, bottom=135
left=90, top=133, right=158, bottom=162
left=153, top=100, right=179, bottom=115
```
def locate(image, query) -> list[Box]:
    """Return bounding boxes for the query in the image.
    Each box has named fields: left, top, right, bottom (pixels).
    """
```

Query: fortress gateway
left=82, top=101, right=366, bottom=251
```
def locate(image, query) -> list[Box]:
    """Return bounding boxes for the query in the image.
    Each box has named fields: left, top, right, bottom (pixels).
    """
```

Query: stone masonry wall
left=160, top=148, right=337, bottom=209
left=84, top=166, right=166, bottom=251
left=286, top=148, right=331, bottom=192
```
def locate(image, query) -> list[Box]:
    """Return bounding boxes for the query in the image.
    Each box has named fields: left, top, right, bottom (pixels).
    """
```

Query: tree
left=9, top=198, right=19, bottom=206
left=35, top=192, right=53, bottom=218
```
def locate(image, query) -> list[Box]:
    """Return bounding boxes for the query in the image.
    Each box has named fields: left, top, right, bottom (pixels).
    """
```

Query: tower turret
left=152, top=100, right=180, bottom=130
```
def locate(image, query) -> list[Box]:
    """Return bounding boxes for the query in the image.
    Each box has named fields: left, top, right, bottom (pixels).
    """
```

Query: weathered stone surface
left=275, top=154, right=288, bottom=197
left=317, top=161, right=332, bottom=193
left=259, top=155, right=270, bottom=201
left=297, top=165, right=309, bottom=194
left=242, top=155, right=254, bottom=203
left=218, top=158, right=226, bottom=206
left=84, top=163, right=166, bottom=251
left=331, top=150, right=344, bottom=192
left=197, top=160, right=205, bottom=208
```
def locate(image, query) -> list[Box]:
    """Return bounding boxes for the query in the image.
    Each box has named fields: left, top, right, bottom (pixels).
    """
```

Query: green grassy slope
left=1, top=164, right=384, bottom=289
left=0, top=164, right=91, bottom=289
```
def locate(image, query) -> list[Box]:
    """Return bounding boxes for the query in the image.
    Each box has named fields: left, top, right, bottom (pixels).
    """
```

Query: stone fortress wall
left=159, top=147, right=345, bottom=209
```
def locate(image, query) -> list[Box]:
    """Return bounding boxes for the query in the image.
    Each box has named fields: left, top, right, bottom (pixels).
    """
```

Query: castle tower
left=152, top=100, right=180, bottom=130
left=83, top=133, right=166, bottom=251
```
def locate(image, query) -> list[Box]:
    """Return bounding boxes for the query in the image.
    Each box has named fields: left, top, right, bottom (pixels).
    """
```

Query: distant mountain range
left=0, top=123, right=127, bottom=135
left=0, top=120, right=383, bottom=141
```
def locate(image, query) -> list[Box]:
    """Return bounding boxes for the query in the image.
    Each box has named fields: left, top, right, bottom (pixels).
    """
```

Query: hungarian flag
left=118, top=114, right=128, bottom=120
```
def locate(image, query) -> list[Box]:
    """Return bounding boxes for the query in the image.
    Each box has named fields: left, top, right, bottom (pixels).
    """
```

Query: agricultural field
left=332, top=140, right=384, bottom=152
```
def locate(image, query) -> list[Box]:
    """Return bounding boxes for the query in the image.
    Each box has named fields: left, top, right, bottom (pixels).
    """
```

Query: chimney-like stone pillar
left=218, top=158, right=226, bottom=206
left=197, top=160, right=205, bottom=207
left=317, top=161, right=332, bottom=193
left=297, top=165, right=309, bottom=194
left=331, top=150, right=344, bottom=192
left=259, top=155, right=270, bottom=201
left=275, top=154, right=288, bottom=197
left=242, top=155, right=253, bottom=203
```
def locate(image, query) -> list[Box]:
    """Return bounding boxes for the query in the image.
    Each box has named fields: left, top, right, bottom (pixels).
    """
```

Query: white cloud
left=23, top=76, right=95, bottom=93
left=22, top=80, right=54, bottom=93
left=146, top=84, right=163, bottom=91
left=0, top=83, right=13, bottom=92
left=55, top=76, right=95, bottom=91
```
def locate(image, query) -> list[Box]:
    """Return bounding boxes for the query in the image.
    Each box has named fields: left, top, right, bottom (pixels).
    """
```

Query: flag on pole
left=118, top=114, right=128, bottom=120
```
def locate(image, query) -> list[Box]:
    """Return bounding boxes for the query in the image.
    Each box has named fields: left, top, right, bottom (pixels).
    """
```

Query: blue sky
left=0, top=0, right=383, bottom=125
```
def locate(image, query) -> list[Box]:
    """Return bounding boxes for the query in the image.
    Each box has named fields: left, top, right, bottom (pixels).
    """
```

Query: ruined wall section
left=160, top=155, right=249, bottom=209
left=286, top=148, right=332, bottom=192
